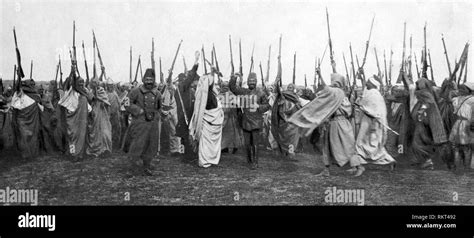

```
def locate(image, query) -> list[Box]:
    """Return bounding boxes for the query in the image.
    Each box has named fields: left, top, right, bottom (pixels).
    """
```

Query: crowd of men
left=1, top=30, right=473, bottom=178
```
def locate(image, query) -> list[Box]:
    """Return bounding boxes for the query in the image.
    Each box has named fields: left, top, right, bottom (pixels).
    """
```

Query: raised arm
left=229, top=74, right=249, bottom=96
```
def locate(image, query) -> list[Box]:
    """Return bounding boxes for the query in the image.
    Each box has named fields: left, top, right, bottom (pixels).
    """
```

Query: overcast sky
left=1, top=0, right=472, bottom=86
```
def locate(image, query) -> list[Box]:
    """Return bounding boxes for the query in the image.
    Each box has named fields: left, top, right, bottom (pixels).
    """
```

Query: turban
left=247, top=72, right=257, bottom=85
left=464, top=82, right=474, bottom=92
left=367, top=76, right=380, bottom=89
left=330, top=73, right=345, bottom=88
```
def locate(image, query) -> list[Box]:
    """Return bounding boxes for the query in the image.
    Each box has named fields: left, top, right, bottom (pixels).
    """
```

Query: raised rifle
left=13, top=65, right=16, bottom=91
left=239, top=39, right=243, bottom=77
left=13, top=27, right=25, bottom=92
left=202, top=45, right=208, bottom=75
left=374, top=47, right=382, bottom=80
left=82, top=40, right=90, bottom=86
left=388, top=48, right=393, bottom=85
left=139, top=60, right=143, bottom=79
left=359, top=15, right=375, bottom=70
left=163, top=40, right=183, bottom=93
left=292, top=52, right=296, bottom=85
left=92, top=30, right=106, bottom=80
left=259, top=62, right=265, bottom=90
left=408, top=35, right=413, bottom=79
left=383, top=50, right=388, bottom=87
left=457, top=43, right=470, bottom=85
left=278, top=34, right=282, bottom=88
left=304, top=74, right=307, bottom=88
left=59, top=55, right=63, bottom=89
left=414, top=52, right=420, bottom=79
left=397, top=22, right=407, bottom=86
left=29, top=60, right=33, bottom=79
left=229, top=35, right=234, bottom=75
left=213, top=44, right=222, bottom=85
left=349, top=43, right=357, bottom=99
left=129, top=46, right=132, bottom=83
left=133, top=55, right=141, bottom=84
left=93, top=34, right=97, bottom=78
left=266, top=45, right=271, bottom=83
left=422, top=23, right=428, bottom=78
left=343, top=52, right=350, bottom=87
left=248, top=43, right=255, bottom=78
left=159, top=57, right=163, bottom=84
left=151, top=38, right=155, bottom=71
left=441, top=34, right=452, bottom=77
left=183, top=55, right=187, bottom=73
left=326, top=7, right=336, bottom=73
left=428, top=49, right=435, bottom=82
left=463, top=53, right=468, bottom=84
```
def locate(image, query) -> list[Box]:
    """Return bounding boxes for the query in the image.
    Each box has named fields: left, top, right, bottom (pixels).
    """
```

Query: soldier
left=125, top=68, right=161, bottom=175
left=229, top=72, right=270, bottom=170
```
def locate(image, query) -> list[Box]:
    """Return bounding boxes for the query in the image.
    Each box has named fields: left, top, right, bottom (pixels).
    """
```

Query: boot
left=315, top=167, right=330, bottom=177
left=250, top=145, right=257, bottom=170
left=420, top=159, right=434, bottom=170
left=246, top=146, right=252, bottom=164
left=354, top=166, right=365, bottom=177
left=253, top=145, right=259, bottom=169
left=453, top=151, right=461, bottom=171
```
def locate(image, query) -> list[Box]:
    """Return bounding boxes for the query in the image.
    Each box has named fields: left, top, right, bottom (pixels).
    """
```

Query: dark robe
left=107, top=90, right=122, bottom=151
left=271, top=91, right=301, bottom=155
left=86, top=88, right=112, bottom=157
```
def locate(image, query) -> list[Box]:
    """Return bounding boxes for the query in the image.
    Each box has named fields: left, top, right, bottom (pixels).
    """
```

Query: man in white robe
left=349, top=77, right=396, bottom=176
left=189, top=71, right=224, bottom=168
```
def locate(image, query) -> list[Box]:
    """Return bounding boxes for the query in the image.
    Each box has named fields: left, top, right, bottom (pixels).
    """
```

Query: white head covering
left=367, top=77, right=380, bottom=89
left=464, top=82, right=474, bottom=91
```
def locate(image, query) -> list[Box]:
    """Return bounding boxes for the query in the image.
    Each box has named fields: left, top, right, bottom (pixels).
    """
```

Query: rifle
left=139, top=60, right=143, bottom=79
left=359, top=15, right=375, bottom=71
left=326, top=7, right=336, bottom=73
left=229, top=35, right=234, bottom=75
left=29, top=60, right=33, bottom=79
left=163, top=40, right=183, bottom=93
left=463, top=53, right=468, bottom=84
left=159, top=57, right=163, bottom=84
left=59, top=55, right=63, bottom=89
left=342, top=52, right=350, bottom=87
left=259, top=62, right=265, bottom=90
left=202, top=45, right=208, bottom=74
left=422, top=23, right=428, bottom=78
left=54, top=60, right=60, bottom=86
left=13, top=65, right=16, bottom=91
left=349, top=43, right=357, bottom=99
left=129, top=46, right=132, bottom=83
left=211, top=45, right=215, bottom=66
left=133, top=55, right=141, bottom=84
left=397, top=22, right=407, bottom=86
left=428, top=49, right=435, bottom=82
left=414, top=53, right=420, bottom=79
left=13, top=27, right=25, bottom=92
left=408, top=35, right=413, bottom=79
left=304, top=74, right=307, bottom=88
left=441, top=34, right=452, bottom=77
left=292, top=52, right=296, bottom=85
left=92, top=30, right=106, bottom=80
left=248, top=43, right=255, bottom=78
left=151, top=38, right=155, bottom=71
left=82, top=41, right=90, bottom=86
left=457, top=43, right=470, bottom=85
left=93, top=34, right=97, bottom=78
left=374, top=47, right=382, bottom=80
left=239, top=39, right=243, bottom=77
left=278, top=34, right=282, bottom=88
left=388, top=48, right=393, bottom=85
left=213, top=44, right=222, bottom=85
left=383, top=50, right=388, bottom=87
left=183, top=55, right=187, bottom=73
left=313, top=57, right=318, bottom=87
left=266, top=45, right=271, bottom=83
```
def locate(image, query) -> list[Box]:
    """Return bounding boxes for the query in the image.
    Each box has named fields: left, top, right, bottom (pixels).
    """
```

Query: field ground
left=1, top=142, right=473, bottom=205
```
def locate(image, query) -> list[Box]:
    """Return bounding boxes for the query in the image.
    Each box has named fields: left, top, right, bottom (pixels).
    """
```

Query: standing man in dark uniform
left=229, top=72, right=270, bottom=169
left=126, top=69, right=161, bottom=175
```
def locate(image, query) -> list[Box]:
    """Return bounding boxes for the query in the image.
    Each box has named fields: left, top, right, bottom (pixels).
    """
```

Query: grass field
left=1, top=141, right=473, bottom=205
